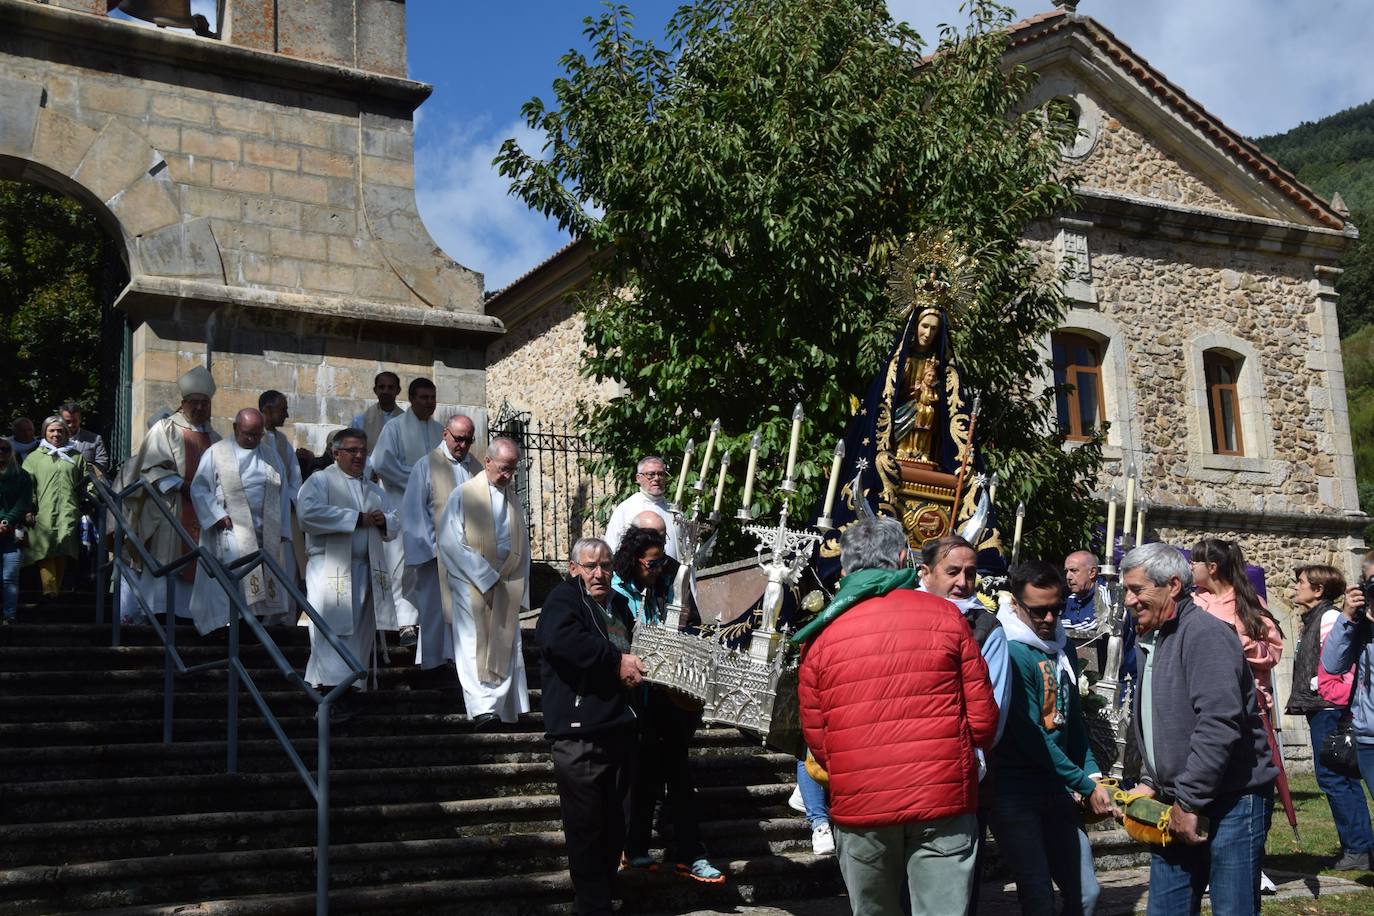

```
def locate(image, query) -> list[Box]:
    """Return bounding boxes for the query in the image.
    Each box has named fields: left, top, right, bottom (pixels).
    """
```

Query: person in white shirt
left=436, top=437, right=530, bottom=730
left=350, top=371, right=405, bottom=457
left=400, top=414, right=482, bottom=679
left=604, top=456, right=681, bottom=559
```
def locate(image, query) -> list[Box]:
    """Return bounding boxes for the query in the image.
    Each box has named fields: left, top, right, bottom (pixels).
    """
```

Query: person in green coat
left=0, top=439, right=35, bottom=622
left=22, top=416, right=89, bottom=598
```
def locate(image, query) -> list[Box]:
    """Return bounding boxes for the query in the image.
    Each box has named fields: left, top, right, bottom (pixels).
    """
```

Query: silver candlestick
left=665, top=489, right=717, bottom=630
left=1088, top=562, right=1134, bottom=779
left=742, top=497, right=824, bottom=665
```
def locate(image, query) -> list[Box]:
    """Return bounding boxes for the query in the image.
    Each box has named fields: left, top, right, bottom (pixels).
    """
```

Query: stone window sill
left=1200, top=453, right=1269, bottom=474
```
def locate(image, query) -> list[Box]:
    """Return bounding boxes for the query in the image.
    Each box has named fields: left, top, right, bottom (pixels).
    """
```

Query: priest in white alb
left=297, top=427, right=397, bottom=722
left=400, top=413, right=482, bottom=677
left=188, top=408, right=290, bottom=634
left=436, top=437, right=530, bottom=729
left=120, top=365, right=221, bottom=622
left=603, top=455, right=681, bottom=559
left=260, top=389, right=305, bottom=623
left=350, top=370, right=405, bottom=456
left=370, top=377, right=442, bottom=645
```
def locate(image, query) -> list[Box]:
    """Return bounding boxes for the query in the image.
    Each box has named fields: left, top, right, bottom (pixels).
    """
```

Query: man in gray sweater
left=1121, top=543, right=1277, bottom=916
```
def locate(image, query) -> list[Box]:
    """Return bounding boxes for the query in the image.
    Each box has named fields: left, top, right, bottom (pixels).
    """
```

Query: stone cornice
left=116, top=276, right=506, bottom=340
left=1151, top=503, right=1369, bottom=538
left=1063, top=190, right=1356, bottom=261
left=0, top=0, right=432, bottom=109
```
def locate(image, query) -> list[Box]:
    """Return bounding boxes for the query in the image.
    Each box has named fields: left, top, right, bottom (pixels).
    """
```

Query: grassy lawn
left=1253, top=772, right=1374, bottom=913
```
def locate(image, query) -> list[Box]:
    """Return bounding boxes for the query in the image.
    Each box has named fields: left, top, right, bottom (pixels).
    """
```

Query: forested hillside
left=1254, top=101, right=1374, bottom=531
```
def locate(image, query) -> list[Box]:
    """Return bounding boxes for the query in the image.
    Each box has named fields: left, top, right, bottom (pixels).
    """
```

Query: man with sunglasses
left=990, top=560, right=1113, bottom=916
left=604, top=456, right=681, bottom=559
left=400, top=414, right=483, bottom=682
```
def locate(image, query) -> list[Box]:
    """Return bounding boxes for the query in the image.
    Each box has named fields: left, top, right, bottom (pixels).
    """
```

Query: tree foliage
left=0, top=180, right=106, bottom=430
left=496, top=0, right=1103, bottom=561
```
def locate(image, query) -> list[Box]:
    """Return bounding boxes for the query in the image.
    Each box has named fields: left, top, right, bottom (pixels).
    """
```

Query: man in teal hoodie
left=990, top=560, right=1115, bottom=916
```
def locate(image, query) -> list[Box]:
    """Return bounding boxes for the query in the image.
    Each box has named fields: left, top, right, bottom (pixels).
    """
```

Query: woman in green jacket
left=22, top=416, right=89, bottom=598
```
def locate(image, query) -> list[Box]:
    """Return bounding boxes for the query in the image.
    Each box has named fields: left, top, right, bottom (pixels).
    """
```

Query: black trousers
left=626, top=687, right=706, bottom=864
left=551, top=727, right=637, bottom=916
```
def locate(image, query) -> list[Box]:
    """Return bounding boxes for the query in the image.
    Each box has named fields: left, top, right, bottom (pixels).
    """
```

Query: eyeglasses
left=574, top=561, right=613, bottom=573
left=638, top=470, right=668, bottom=478
left=1020, top=601, right=1065, bottom=619
left=335, top=447, right=367, bottom=456
left=643, top=557, right=668, bottom=570
left=448, top=435, right=474, bottom=444
left=489, top=463, right=518, bottom=475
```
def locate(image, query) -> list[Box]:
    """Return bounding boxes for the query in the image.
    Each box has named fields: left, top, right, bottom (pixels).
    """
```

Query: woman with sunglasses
left=0, top=437, right=35, bottom=623
left=610, top=525, right=724, bottom=884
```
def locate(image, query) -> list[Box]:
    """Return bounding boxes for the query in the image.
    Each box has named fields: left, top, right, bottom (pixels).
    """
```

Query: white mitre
left=177, top=365, right=216, bottom=399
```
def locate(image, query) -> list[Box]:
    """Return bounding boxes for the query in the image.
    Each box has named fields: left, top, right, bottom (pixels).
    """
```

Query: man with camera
left=1320, top=556, right=1374, bottom=799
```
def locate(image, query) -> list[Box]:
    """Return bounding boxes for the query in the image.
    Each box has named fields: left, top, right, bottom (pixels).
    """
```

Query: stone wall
left=485, top=294, right=619, bottom=420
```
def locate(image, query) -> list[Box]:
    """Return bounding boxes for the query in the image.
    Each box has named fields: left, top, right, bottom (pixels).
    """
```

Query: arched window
left=1204, top=350, right=1245, bottom=456
left=1052, top=332, right=1106, bottom=441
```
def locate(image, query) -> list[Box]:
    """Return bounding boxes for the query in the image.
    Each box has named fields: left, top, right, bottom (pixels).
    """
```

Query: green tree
left=0, top=180, right=105, bottom=431
left=496, top=0, right=1102, bottom=561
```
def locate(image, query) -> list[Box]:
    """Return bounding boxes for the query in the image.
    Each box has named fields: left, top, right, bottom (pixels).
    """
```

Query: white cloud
left=414, top=117, right=570, bottom=293
left=886, top=0, right=1374, bottom=138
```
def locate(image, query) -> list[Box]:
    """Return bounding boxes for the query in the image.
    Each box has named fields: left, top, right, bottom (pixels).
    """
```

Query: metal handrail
left=89, top=465, right=363, bottom=916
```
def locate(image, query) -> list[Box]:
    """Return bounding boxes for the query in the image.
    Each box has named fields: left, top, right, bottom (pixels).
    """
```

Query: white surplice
left=370, top=409, right=442, bottom=630
left=187, top=440, right=290, bottom=634
left=603, top=490, right=682, bottom=559
left=436, top=481, right=530, bottom=722
left=400, top=445, right=481, bottom=669
left=298, top=465, right=397, bottom=688
left=263, top=429, right=304, bottom=623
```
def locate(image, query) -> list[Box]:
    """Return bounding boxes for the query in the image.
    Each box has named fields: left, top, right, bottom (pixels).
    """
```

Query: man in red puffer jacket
left=798, top=517, right=998, bottom=915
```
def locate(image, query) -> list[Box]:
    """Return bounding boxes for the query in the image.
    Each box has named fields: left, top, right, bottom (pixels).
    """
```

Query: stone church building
left=485, top=7, right=1366, bottom=748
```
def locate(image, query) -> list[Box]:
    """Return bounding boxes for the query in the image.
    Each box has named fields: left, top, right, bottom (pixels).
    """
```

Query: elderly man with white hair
left=437, top=437, right=531, bottom=729
left=122, top=366, right=221, bottom=622
left=603, top=455, right=681, bottom=559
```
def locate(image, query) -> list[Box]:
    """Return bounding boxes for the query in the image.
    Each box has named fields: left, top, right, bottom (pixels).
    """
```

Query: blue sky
left=158, top=2, right=1374, bottom=291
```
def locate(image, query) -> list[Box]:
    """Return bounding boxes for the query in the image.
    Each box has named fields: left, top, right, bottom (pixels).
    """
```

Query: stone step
left=0, top=785, right=794, bottom=867
left=0, top=753, right=797, bottom=823
left=6, top=849, right=845, bottom=916
left=0, top=727, right=767, bottom=782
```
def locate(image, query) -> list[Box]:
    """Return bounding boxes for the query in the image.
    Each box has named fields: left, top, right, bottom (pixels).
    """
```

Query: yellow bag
left=803, top=751, right=829, bottom=786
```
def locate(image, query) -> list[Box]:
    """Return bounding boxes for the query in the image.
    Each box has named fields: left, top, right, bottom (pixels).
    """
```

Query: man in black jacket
left=537, top=536, right=647, bottom=916
left=1122, top=542, right=1277, bottom=916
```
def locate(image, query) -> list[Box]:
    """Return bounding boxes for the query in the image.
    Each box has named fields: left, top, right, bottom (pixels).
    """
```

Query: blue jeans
left=1311, top=710, right=1374, bottom=853
left=1146, top=787, right=1274, bottom=916
left=796, top=758, right=829, bottom=828
left=1, top=543, right=19, bottom=620
left=987, top=791, right=1099, bottom=916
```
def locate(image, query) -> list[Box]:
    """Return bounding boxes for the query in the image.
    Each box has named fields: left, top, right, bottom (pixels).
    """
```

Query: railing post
left=164, top=571, right=176, bottom=745
left=317, top=703, right=331, bottom=916
left=227, top=596, right=240, bottom=775
left=94, top=508, right=106, bottom=626
left=111, top=525, right=124, bottom=648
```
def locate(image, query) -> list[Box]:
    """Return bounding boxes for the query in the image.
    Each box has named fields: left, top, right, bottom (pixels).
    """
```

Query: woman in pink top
left=1190, top=538, right=1284, bottom=712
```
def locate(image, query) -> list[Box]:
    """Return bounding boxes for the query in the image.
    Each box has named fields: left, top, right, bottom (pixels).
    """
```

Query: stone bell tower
left=1, top=0, right=498, bottom=452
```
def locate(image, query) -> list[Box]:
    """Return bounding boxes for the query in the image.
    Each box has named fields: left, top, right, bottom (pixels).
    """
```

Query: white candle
left=673, top=438, right=695, bottom=506
left=783, top=403, right=804, bottom=482
left=740, top=432, right=761, bottom=512
left=698, top=419, right=721, bottom=487
left=1104, top=487, right=1118, bottom=554
left=712, top=451, right=731, bottom=514
left=821, top=440, right=846, bottom=519
left=1137, top=499, right=1147, bottom=545
left=1122, top=462, right=1137, bottom=543
left=1012, top=501, right=1026, bottom=559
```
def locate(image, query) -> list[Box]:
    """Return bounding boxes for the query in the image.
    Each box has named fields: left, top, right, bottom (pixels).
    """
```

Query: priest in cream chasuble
left=370, top=378, right=442, bottom=632
left=436, top=437, right=530, bottom=723
left=298, top=429, right=398, bottom=689
left=401, top=414, right=482, bottom=671
left=120, top=365, right=221, bottom=621
left=188, top=408, right=289, bottom=634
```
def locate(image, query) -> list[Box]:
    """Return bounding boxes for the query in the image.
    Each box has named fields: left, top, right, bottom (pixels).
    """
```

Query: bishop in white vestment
left=370, top=379, right=441, bottom=633
left=188, top=409, right=290, bottom=634
left=436, top=438, right=530, bottom=726
left=400, top=414, right=482, bottom=671
left=120, top=366, right=221, bottom=622
left=298, top=429, right=398, bottom=692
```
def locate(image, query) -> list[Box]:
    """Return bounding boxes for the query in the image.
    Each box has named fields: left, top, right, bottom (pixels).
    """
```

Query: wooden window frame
left=1052, top=332, right=1106, bottom=442
left=1204, top=350, right=1245, bottom=457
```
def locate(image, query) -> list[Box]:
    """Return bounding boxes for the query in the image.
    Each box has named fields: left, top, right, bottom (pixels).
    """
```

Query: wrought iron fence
left=491, top=409, right=613, bottom=566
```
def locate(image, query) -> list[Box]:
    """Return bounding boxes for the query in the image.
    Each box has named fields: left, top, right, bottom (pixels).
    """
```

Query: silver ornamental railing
left=89, top=465, right=363, bottom=916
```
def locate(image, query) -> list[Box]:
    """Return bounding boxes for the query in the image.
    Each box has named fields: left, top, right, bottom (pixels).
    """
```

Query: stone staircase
left=0, top=592, right=842, bottom=915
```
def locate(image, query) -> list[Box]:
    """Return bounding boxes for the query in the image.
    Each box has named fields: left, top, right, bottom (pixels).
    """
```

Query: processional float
left=630, top=232, right=1136, bottom=773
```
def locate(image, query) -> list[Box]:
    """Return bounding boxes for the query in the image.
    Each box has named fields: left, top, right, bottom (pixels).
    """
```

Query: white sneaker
left=1260, top=872, right=1277, bottom=895
left=811, top=822, right=835, bottom=856
left=788, top=786, right=806, bottom=814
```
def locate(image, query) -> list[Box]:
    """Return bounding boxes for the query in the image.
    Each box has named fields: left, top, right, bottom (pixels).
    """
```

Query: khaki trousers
left=37, top=556, right=68, bottom=596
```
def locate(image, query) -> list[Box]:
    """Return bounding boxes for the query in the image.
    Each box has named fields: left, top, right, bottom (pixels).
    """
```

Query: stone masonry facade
left=0, top=0, right=497, bottom=451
